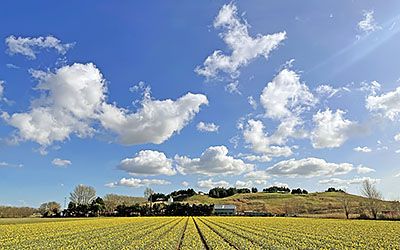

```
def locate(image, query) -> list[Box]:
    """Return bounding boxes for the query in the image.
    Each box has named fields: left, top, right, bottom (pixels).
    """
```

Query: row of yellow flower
left=1, top=216, right=400, bottom=249
left=200, top=217, right=400, bottom=249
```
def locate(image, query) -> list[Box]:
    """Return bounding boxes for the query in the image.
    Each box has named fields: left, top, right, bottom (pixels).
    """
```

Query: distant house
left=214, top=204, right=236, bottom=215
left=168, top=196, right=174, bottom=204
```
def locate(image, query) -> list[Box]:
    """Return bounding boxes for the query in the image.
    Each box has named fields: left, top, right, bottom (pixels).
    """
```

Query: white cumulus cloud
left=2, top=63, right=207, bottom=148
left=267, top=157, right=353, bottom=178
left=244, top=170, right=270, bottom=185
left=197, top=178, right=229, bottom=189
left=243, top=119, right=293, bottom=158
left=195, top=3, right=286, bottom=79
left=240, top=154, right=271, bottom=163
left=235, top=180, right=253, bottom=189
left=311, top=109, right=355, bottom=148
left=5, top=35, right=74, bottom=59
left=101, top=93, right=208, bottom=145
left=117, top=150, right=176, bottom=176
left=106, top=178, right=170, bottom=188
left=366, top=86, right=400, bottom=120
left=197, top=122, right=219, bottom=133
left=175, top=145, right=253, bottom=176
left=353, top=146, right=372, bottom=153
left=260, top=69, right=316, bottom=120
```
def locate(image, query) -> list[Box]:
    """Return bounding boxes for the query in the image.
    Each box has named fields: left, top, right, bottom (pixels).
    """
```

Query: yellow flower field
left=1, top=217, right=399, bottom=249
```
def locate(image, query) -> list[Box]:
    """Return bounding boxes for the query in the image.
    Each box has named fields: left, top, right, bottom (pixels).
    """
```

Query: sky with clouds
left=1, top=1, right=400, bottom=207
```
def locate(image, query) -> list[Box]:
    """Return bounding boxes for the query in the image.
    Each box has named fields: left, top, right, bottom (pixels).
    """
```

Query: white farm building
left=213, top=204, right=236, bottom=215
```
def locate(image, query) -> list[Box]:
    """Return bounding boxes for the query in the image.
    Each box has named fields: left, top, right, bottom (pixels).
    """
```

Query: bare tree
left=144, top=187, right=154, bottom=213
left=70, top=185, right=96, bottom=205
left=103, top=194, right=145, bottom=213
left=361, top=179, right=382, bottom=219
left=144, top=187, right=154, bottom=201
left=341, top=197, right=350, bottom=219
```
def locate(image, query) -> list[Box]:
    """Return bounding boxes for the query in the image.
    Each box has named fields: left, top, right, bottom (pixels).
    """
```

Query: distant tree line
left=325, top=187, right=345, bottom=193
left=291, top=188, right=308, bottom=195
left=0, top=206, right=37, bottom=218
left=263, top=186, right=290, bottom=193
left=115, top=203, right=213, bottom=216
left=4, top=180, right=397, bottom=220
left=208, top=187, right=254, bottom=198
left=37, top=186, right=212, bottom=217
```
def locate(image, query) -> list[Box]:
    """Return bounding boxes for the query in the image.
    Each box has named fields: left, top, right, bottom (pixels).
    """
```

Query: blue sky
left=1, top=1, right=400, bottom=207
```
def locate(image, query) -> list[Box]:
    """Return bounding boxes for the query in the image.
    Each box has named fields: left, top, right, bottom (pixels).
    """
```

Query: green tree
left=39, top=201, right=61, bottom=217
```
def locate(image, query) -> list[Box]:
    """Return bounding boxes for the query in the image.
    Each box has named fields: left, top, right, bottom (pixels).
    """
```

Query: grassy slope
left=184, top=192, right=398, bottom=217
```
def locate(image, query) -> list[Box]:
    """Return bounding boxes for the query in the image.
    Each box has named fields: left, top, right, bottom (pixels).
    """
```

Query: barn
left=213, top=204, right=236, bottom=215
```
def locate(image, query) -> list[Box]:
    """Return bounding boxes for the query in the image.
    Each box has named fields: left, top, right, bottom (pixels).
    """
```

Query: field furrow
left=1, top=216, right=400, bottom=249
left=194, top=217, right=234, bottom=249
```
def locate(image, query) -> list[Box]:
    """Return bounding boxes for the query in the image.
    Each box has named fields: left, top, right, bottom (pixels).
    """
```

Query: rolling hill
left=184, top=192, right=399, bottom=218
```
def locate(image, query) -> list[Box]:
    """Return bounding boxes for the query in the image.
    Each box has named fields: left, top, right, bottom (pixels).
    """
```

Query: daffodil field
left=1, top=217, right=399, bottom=249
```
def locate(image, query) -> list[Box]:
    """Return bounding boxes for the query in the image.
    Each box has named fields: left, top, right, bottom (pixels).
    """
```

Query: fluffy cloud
left=105, top=178, right=170, bottom=188
left=195, top=3, right=286, bottom=79
left=353, top=146, right=372, bottom=153
left=117, top=150, right=176, bottom=176
left=358, top=10, right=381, bottom=34
left=253, top=69, right=314, bottom=155
left=356, top=165, right=376, bottom=174
left=196, top=122, right=219, bottom=133
left=3, top=63, right=105, bottom=146
left=395, top=133, right=400, bottom=141
left=181, top=181, right=189, bottom=187
left=235, top=180, right=253, bottom=189
left=3, top=63, right=207, bottom=148
left=319, top=177, right=380, bottom=186
left=311, top=109, right=355, bottom=148
left=243, top=119, right=293, bottom=158
left=366, top=86, right=400, bottom=120
left=100, top=93, right=208, bottom=145
left=266, top=157, right=353, bottom=178
left=241, top=154, right=271, bottom=163
left=244, top=170, right=270, bottom=185
left=52, top=158, right=71, bottom=167
left=260, top=69, right=316, bottom=120
left=5, top=35, right=74, bottom=59
left=197, top=179, right=229, bottom=189
left=175, top=145, right=253, bottom=176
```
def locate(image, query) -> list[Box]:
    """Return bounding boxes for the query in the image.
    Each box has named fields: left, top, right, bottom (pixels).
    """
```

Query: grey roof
left=214, top=204, right=236, bottom=209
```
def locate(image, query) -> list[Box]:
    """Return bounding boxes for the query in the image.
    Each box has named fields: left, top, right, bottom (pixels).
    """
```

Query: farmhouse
left=213, top=204, right=236, bottom=215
